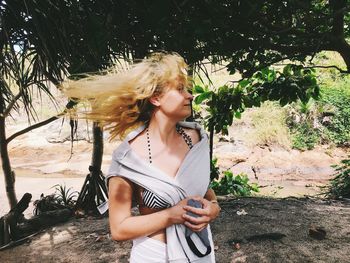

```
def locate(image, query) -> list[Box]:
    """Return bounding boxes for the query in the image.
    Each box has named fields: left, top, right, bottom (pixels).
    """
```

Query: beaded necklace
left=146, top=124, right=193, bottom=164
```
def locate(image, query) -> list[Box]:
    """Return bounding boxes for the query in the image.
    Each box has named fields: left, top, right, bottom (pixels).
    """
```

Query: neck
left=147, top=115, right=180, bottom=144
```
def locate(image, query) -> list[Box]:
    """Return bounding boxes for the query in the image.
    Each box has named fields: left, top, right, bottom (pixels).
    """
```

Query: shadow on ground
left=1, top=197, right=350, bottom=263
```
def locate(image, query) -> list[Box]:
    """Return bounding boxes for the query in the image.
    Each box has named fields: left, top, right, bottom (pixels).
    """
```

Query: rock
left=309, top=226, right=326, bottom=240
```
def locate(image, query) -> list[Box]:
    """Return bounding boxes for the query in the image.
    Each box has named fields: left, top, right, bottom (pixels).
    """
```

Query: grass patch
left=242, top=101, right=291, bottom=148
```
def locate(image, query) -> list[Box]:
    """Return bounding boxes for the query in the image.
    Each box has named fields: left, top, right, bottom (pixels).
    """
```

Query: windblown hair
left=62, top=52, right=189, bottom=140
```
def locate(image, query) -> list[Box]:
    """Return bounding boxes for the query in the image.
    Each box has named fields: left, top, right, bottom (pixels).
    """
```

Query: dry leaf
left=236, top=209, right=248, bottom=216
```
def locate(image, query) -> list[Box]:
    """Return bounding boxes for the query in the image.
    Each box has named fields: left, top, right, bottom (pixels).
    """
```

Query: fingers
left=182, top=213, right=209, bottom=224
left=183, top=205, right=209, bottom=216
left=182, top=210, right=209, bottom=232
left=181, top=197, right=212, bottom=231
left=184, top=221, right=208, bottom=232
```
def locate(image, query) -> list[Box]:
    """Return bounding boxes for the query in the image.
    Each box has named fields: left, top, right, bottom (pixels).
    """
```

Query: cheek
left=163, top=99, right=180, bottom=112
left=160, top=94, right=185, bottom=113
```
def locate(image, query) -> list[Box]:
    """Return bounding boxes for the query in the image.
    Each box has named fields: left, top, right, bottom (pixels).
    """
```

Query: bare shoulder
left=128, top=130, right=146, bottom=152
left=183, top=127, right=201, bottom=145
left=108, top=176, right=134, bottom=196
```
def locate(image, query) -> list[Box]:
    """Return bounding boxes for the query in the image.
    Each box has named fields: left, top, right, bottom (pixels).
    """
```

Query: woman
left=64, top=52, right=220, bottom=262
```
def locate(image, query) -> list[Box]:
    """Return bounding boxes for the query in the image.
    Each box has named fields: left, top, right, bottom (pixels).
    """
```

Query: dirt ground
left=1, top=197, right=350, bottom=263
left=1, top=119, right=350, bottom=262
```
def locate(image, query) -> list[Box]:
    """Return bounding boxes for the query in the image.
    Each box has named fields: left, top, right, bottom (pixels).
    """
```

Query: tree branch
left=274, top=63, right=349, bottom=74
left=6, top=100, right=77, bottom=144
left=6, top=113, right=64, bottom=144
left=304, top=65, right=349, bottom=74
left=3, top=91, right=22, bottom=118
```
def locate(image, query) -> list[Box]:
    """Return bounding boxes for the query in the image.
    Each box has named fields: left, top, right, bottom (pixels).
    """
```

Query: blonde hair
left=62, top=52, right=189, bottom=140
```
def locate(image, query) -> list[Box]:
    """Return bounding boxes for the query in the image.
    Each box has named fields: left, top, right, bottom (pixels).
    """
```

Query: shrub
left=291, top=122, right=320, bottom=150
left=287, top=82, right=350, bottom=149
left=33, top=194, right=66, bottom=215
left=323, top=157, right=350, bottom=199
left=52, top=184, right=79, bottom=209
left=320, top=87, right=350, bottom=146
left=210, top=171, right=259, bottom=196
left=33, top=184, right=78, bottom=215
left=210, top=157, right=220, bottom=181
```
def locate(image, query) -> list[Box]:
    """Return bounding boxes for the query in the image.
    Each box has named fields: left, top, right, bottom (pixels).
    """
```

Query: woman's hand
left=182, top=196, right=220, bottom=232
left=167, top=198, right=190, bottom=225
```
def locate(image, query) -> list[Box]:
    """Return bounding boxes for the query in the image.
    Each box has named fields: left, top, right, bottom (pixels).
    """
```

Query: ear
left=149, top=95, right=161, bottom=107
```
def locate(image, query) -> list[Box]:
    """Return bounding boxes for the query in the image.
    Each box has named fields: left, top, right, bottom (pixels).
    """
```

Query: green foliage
left=320, top=87, right=350, bottom=146
left=33, top=194, right=66, bottom=216
left=210, top=171, right=259, bottom=197
left=210, top=157, right=220, bottom=181
left=291, top=122, right=320, bottom=150
left=193, top=65, right=319, bottom=137
left=33, top=184, right=78, bottom=215
left=52, top=184, right=79, bottom=209
left=287, top=76, right=350, bottom=149
left=323, top=157, right=350, bottom=199
left=255, top=65, right=320, bottom=106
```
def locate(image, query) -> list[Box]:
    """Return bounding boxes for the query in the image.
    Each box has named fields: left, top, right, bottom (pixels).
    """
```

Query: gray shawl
left=105, top=121, right=215, bottom=262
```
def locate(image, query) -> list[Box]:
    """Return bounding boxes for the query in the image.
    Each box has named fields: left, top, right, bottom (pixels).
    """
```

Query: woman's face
left=152, top=80, right=194, bottom=121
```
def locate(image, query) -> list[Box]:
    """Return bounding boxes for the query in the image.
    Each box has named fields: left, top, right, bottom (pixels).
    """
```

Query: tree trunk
left=187, top=67, right=194, bottom=122
left=18, top=208, right=72, bottom=233
left=0, top=193, right=31, bottom=246
left=0, top=94, right=17, bottom=209
left=329, top=0, right=350, bottom=71
left=0, top=192, right=72, bottom=249
left=75, top=122, right=107, bottom=215
left=91, top=122, right=103, bottom=172
left=0, top=98, right=76, bottom=210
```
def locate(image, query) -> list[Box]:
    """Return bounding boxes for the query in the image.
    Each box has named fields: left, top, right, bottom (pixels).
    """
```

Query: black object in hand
left=186, top=199, right=203, bottom=218
left=185, top=198, right=212, bottom=257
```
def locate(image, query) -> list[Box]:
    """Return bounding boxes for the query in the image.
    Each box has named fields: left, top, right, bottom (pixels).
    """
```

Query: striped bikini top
left=141, top=125, right=193, bottom=209
left=141, top=189, right=171, bottom=209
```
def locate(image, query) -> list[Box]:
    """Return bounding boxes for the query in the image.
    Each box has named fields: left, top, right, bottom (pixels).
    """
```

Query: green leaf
left=235, top=111, right=241, bottom=119
left=194, top=92, right=211, bottom=104
left=267, top=71, right=276, bottom=82
left=193, top=85, right=205, bottom=94
left=239, top=79, right=250, bottom=88
left=283, top=64, right=292, bottom=76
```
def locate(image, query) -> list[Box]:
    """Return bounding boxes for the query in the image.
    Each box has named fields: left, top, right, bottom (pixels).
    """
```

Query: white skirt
left=130, top=236, right=169, bottom=263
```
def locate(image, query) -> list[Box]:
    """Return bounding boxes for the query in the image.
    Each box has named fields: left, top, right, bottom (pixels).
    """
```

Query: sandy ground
left=1, top=197, right=350, bottom=263
left=1, top=119, right=350, bottom=262
left=0, top=119, right=117, bottom=216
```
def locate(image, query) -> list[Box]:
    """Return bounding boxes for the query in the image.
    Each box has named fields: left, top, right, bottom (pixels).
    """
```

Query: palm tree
left=0, top=1, right=75, bottom=209
left=0, top=0, right=120, bottom=211
left=0, top=41, right=62, bottom=208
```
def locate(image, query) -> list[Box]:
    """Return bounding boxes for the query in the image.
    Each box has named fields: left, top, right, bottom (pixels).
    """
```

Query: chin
left=171, top=113, right=191, bottom=122
left=168, top=108, right=192, bottom=121
left=182, top=112, right=192, bottom=120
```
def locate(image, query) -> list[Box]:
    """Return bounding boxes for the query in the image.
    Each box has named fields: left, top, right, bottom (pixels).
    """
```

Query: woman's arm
left=204, top=188, right=221, bottom=219
left=204, top=188, right=218, bottom=203
left=108, top=176, right=187, bottom=241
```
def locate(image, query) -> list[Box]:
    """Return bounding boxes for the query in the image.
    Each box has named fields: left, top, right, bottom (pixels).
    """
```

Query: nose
left=186, top=90, right=194, bottom=101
